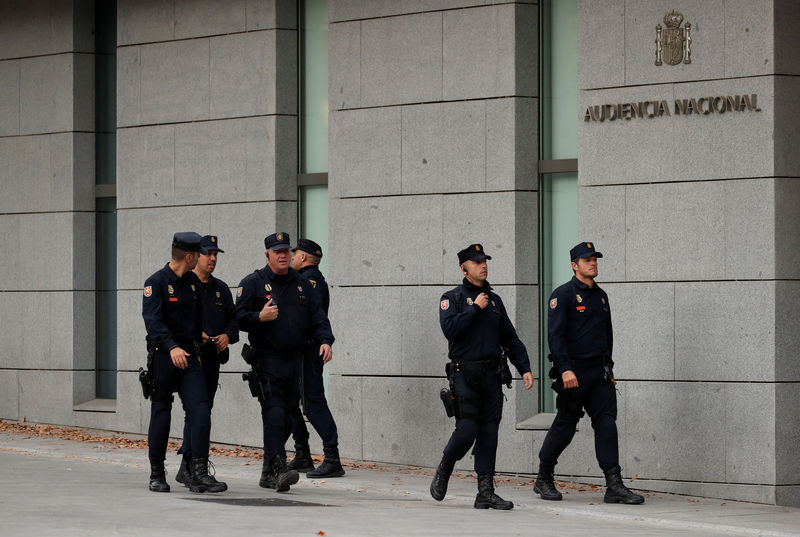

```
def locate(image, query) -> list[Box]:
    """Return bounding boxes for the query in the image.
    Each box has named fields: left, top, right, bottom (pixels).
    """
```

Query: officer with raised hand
left=534, top=242, right=643, bottom=505
left=141, top=232, right=226, bottom=493
left=431, top=244, right=534, bottom=510
left=175, top=235, right=239, bottom=488
left=286, top=238, right=344, bottom=478
left=235, top=232, right=334, bottom=493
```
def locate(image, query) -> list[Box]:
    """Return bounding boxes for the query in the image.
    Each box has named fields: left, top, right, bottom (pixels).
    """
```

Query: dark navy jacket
left=142, top=263, right=203, bottom=351
left=235, top=265, right=334, bottom=354
left=297, top=265, right=329, bottom=315
left=439, top=279, right=531, bottom=376
left=198, top=274, right=239, bottom=360
left=548, top=276, right=613, bottom=374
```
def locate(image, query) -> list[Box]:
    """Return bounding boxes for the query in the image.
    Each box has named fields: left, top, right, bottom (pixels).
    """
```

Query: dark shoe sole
left=149, top=484, right=170, bottom=493
left=307, top=469, right=345, bottom=478
left=176, top=472, right=190, bottom=488
left=275, top=470, right=300, bottom=492
left=430, top=487, right=446, bottom=502
left=604, top=495, right=644, bottom=504
left=533, top=483, right=563, bottom=501
left=474, top=501, right=514, bottom=510
left=259, top=479, right=276, bottom=489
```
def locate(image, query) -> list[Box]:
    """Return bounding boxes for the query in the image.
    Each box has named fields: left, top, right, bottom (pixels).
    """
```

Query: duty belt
left=174, top=341, right=200, bottom=354
left=253, top=347, right=303, bottom=361
left=448, top=356, right=502, bottom=373
left=569, top=355, right=610, bottom=368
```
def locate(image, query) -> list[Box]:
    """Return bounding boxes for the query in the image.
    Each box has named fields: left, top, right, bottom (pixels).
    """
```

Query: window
left=298, top=0, right=329, bottom=276
left=539, top=0, right=578, bottom=413
left=95, top=0, right=117, bottom=399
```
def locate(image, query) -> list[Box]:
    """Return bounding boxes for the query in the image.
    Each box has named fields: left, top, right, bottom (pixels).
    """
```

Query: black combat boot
left=603, top=466, right=644, bottom=504
left=259, top=457, right=276, bottom=489
left=271, top=455, right=300, bottom=492
left=189, top=457, right=227, bottom=493
left=474, top=474, right=514, bottom=510
left=533, top=463, right=563, bottom=501
left=306, top=446, right=345, bottom=478
left=429, top=457, right=455, bottom=501
left=175, top=455, right=191, bottom=487
left=287, top=443, right=315, bottom=473
left=149, top=463, right=170, bottom=493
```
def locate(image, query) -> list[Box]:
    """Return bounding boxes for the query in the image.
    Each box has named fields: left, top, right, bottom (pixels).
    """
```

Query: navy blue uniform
left=235, top=266, right=334, bottom=459
left=178, top=274, right=239, bottom=459
left=289, top=265, right=339, bottom=448
left=539, top=276, right=618, bottom=471
left=142, top=264, right=210, bottom=464
left=438, top=279, right=531, bottom=475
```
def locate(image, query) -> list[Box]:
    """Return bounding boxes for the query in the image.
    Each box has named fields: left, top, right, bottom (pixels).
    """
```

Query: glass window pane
left=301, top=0, right=329, bottom=174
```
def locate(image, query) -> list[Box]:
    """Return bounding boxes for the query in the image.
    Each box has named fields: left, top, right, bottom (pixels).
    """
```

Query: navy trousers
left=538, top=365, right=619, bottom=471
left=442, top=370, right=504, bottom=476
left=258, top=356, right=301, bottom=459
left=290, top=349, right=339, bottom=448
left=148, top=350, right=210, bottom=464
left=178, top=347, right=220, bottom=458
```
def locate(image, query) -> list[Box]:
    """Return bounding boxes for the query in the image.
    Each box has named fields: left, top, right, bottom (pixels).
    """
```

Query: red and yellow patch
left=549, top=298, right=557, bottom=309
left=440, top=299, right=450, bottom=310
left=144, top=286, right=152, bottom=297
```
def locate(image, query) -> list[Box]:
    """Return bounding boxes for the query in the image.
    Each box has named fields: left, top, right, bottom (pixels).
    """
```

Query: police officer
left=235, top=232, right=334, bottom=492
left=431, top=244, right=534, bottom=509
left=286, top=238, right=345, bottom=478
left=141, top=232, right=226, bottom=493
left=175, top=235, right=239, bottom=488
left=534, top=242, right=643, bottom=504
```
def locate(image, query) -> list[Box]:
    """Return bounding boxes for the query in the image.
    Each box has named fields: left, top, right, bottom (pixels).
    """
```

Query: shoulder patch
left=309, top=279, right=317, bottom=288
left=440, top=299, right=450, bottom=310
left=236, top=287, right=243, bottom=297
left=144, top=286, right=152, bottom=298
left=549, top=298, right=557, bottom=309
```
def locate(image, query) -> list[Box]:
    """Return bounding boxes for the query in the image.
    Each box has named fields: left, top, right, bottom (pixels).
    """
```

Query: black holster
left=139, top=336, right=156, bottom=400
left=241, top=344, right=269, bottom=402
left=497, top=349, right=513, bottom=388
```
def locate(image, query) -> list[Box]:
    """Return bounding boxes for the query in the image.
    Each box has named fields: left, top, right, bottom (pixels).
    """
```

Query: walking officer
left=235, top=232, right=334, bottom=492
left=175, top=235, right=239, bottom=487
left=287, top=238, right=345, bottom=478
left=141, top=232, right=226, bottom=493
left=534, top=242, right=643, bottom=504
left=431, top=244, right=534, bottom=509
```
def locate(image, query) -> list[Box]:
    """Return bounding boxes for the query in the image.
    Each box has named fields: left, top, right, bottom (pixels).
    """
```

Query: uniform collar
left=163, top=263, right=180, bottom=282
left=571, top=275, right=594, bottom=290
left=462, top=277, right=492, bottom=292
left=264, top=265, right=297, bottom=282
left=298, top=265, right=319, bottom=276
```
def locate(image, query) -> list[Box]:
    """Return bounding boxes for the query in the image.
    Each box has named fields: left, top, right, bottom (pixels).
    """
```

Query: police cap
left=292, top=238, right=323, bottom=259
left=172, top=232, right=208, bottom=254
left=200, top=235, right=224, bottom=254
left=570, top=241, right=603, bottom=261
left=264, top=232, right=291, bottom=251
left=457, top=244, right=492, bottom=264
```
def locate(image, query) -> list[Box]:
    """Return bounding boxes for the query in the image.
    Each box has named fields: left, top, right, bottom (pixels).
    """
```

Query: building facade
left=0, top=0, right=797, bottom=506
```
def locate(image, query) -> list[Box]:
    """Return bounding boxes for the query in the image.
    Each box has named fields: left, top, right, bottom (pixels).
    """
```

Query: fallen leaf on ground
left=631, top=474, right=639, bottom=481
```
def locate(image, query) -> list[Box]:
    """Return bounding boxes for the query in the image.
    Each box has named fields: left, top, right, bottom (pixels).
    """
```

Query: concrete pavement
left=0, top=427, right=798, bottom=537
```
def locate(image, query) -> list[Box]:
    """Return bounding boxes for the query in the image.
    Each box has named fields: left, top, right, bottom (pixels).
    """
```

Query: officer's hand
left=201, top=332, right=209, bottom=344
left=522, top=372, right=534, bottom=390
left=170, top=347, right=189, bottom=369
left=562, top=370, right=578, bottom=389
left=474, top=293, right=489, bottom=309
left=320, top=344, right=332, bottom=364
left=258, top=299, right=279, bottom=322
left=213, top=333, right=229, bottom=352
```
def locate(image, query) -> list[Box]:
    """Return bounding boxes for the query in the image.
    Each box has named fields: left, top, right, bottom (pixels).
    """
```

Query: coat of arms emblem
left=655, top=10, right=692, bottom=66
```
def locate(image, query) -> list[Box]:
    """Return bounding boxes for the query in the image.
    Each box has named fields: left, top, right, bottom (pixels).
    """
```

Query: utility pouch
left=461, top=362, right=485, bottom=391
left=241, top=343, right=259, bottom=365
left=497, top=361, right=512, bottom=388
left=242, top=369, right=268, bottom=401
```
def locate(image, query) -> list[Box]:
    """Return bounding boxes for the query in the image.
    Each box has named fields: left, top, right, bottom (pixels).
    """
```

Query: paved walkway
left=1, top=427, right=799, bottom=537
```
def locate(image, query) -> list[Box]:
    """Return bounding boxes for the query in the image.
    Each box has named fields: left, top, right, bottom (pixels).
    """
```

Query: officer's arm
left=439, top=293, right=476, bottom=339
left=142, top=280, right=178, bottom=350
left=309, top=288, right=335, bottom=346
left=321, top=281, right=330, bottom=317
left=223, top=284, right=240, bottom=345
left=234, top=279, right=261, bottom=332
left=547, top=289, right=571, bottom=374
left=605, top=292, right=613, bottom=362
left=496, top=296, right=532, bottom=375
